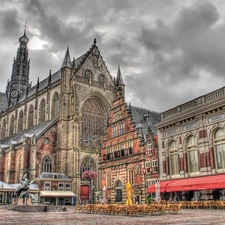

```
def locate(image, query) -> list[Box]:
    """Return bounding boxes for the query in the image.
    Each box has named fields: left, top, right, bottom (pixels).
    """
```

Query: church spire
left=61, top=46, right=72, bottom=69
left=116, top=65, right=125, bottom=86
left=114, top=65, right=125, bottom=98
left=6, top=25, right=31, bottom=107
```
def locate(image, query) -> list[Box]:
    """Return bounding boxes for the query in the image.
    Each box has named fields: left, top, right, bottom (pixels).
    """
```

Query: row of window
left=167, top=129, right=225, bottom=176
left=145, top=160, right=158, bottom=173
left=112, top=123, right=124, bottom=138
left=103, top=147, right=133, bottom=161
left=44, top=182, right=71, bottom=191
left=107, top=141, right=133, bottom=153
left=1, top=92, right=59, bottom=139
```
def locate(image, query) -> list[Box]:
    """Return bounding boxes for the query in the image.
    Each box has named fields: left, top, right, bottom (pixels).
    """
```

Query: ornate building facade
left=155, top=87, right=225, bottom=201
left=0, top=30, right=115, bottom=201
left=98, top=68, right=160, bottom=203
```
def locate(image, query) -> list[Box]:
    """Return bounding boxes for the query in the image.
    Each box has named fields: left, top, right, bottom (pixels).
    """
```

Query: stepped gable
left=0, top=118, right=57, bottom=147
left=131, top=106, right=160, bottom=135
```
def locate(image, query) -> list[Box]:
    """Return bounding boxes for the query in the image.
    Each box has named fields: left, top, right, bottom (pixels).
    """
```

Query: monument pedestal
left=12, top=197, right=32, bottom=205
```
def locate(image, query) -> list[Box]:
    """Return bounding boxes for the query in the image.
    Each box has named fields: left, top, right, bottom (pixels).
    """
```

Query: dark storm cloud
left=1, top=0, right=225, bottom=112
left=126, top=1, right=225, bottom=111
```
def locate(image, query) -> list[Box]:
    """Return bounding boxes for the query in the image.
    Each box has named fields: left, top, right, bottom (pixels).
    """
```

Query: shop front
left=148, top=174, right=225, bottom=201
left=40, top=191, right=75, bottom=205
left=0, top=180, right=14, bottom=204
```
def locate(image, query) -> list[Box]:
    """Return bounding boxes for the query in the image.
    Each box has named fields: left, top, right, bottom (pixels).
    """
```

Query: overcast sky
left=1, top=0, right=225, bottom=113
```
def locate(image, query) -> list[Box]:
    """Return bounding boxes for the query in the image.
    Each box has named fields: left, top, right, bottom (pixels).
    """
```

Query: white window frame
left=44, top=182, right=51, bottom=191
left=65, top=183, right=71, bottom=191
left=58, top=182, right=64, bottom=191
left=152, top=160, right=158, bottom=173
left=148, top=144, right=153, bottom=155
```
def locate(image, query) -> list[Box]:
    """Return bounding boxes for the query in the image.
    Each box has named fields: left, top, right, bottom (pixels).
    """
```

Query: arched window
left=27, top=105, right=34, bottom=128
left=51, top=92, right=59, bottom=118
left=18, top=110, right=23, bottom=132
left=115, top=181, right=123, bottom=202
left=9, top=115, right=14, bottom=136
left=41, top=155, right=53, bottom=173
left=80, top=98, right=107, bottom=148
left=80, top=157, right=95, bottom=180
left=39, top=99, right=45, bottom=123
left=214, top=128, right=225, bottom=171
left=187, top=135, right=198, bottom=174
left=169, top=141, right=179, bottom=176
left=1, top=119, right=6, bottom=139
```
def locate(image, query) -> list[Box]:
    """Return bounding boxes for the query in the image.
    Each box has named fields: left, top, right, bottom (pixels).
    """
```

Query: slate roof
left=0, top=180, right=14, bottom=190
left=37, top=172, right=70, bottom=180
left=0, top=40, right=109, bottom=113
left=9, top=183, right=40, bottom=191
left=0, top=118, right=57, bottom=147
left=131, top=106, right=161, bottom=136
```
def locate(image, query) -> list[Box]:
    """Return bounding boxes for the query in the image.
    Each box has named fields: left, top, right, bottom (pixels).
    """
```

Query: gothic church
left=0, top=29, right=115, bottom=198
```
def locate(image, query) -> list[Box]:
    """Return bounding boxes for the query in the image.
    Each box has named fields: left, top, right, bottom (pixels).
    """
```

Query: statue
left=14, top=174, right=34, bottom=198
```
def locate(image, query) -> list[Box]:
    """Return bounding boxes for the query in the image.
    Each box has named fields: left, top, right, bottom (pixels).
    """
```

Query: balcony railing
left=161, top=86, right=225, bottom=121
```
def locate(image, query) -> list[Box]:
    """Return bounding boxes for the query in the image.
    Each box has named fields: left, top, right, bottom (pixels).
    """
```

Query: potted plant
left=146, top=195, right=152, bottom=204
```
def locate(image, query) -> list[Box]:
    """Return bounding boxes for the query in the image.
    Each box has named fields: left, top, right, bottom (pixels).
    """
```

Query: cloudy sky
left=1, top=0, right=225, bottom=113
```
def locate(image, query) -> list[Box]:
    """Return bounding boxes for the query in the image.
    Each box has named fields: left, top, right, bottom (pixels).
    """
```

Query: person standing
left=73, top=195, right=77, bottom=206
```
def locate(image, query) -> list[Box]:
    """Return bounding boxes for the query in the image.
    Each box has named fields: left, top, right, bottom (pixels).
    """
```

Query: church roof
left=0, top=118, right=57, bottom=147
left=131, top=106, right=161, bottom=135
left=2, top=38, right=112, bottom=112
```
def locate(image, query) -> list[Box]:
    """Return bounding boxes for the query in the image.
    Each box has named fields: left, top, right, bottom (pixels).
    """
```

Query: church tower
left=6, top=29, right=31, bottom=107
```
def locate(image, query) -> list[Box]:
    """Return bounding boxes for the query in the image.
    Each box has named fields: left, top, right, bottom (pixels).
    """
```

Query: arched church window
left=18, top=110, right=23, bottom=132
left=51, top=92, right=59, bottom=118
left=28, top=105, right=34, bottom=128
left=80, top=98, right=107, bottom=148
left=80, top=157, right=95, bottom=180
left=214, top=128, right=225, bottom=171
left=41, top=155, right=53, bottom=173
left=39, top=99, right=45, bottom=123
left=1, top=119, right=6, bottom=139
left=9, top=115, right=15, bottom=136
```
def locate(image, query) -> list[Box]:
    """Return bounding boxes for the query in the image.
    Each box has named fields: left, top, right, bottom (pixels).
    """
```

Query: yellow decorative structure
left=126, top=181, right=132, bottom=206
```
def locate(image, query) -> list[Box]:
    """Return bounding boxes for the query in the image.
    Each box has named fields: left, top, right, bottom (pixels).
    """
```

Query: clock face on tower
left=11, top=90, right=18, bottom=97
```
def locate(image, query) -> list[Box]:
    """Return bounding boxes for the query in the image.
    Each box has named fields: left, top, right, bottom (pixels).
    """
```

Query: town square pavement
left=1, top=206, right=225, bottom=225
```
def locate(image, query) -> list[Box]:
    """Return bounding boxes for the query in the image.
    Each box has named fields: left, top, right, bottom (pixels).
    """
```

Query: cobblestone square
left=1, top=207, right=225, bottom=225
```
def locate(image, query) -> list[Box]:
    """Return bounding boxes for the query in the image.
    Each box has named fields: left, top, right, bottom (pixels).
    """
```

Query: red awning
left=166, top=174, right=225, bottom=192
left=147, top=180, right=173, bottom=193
